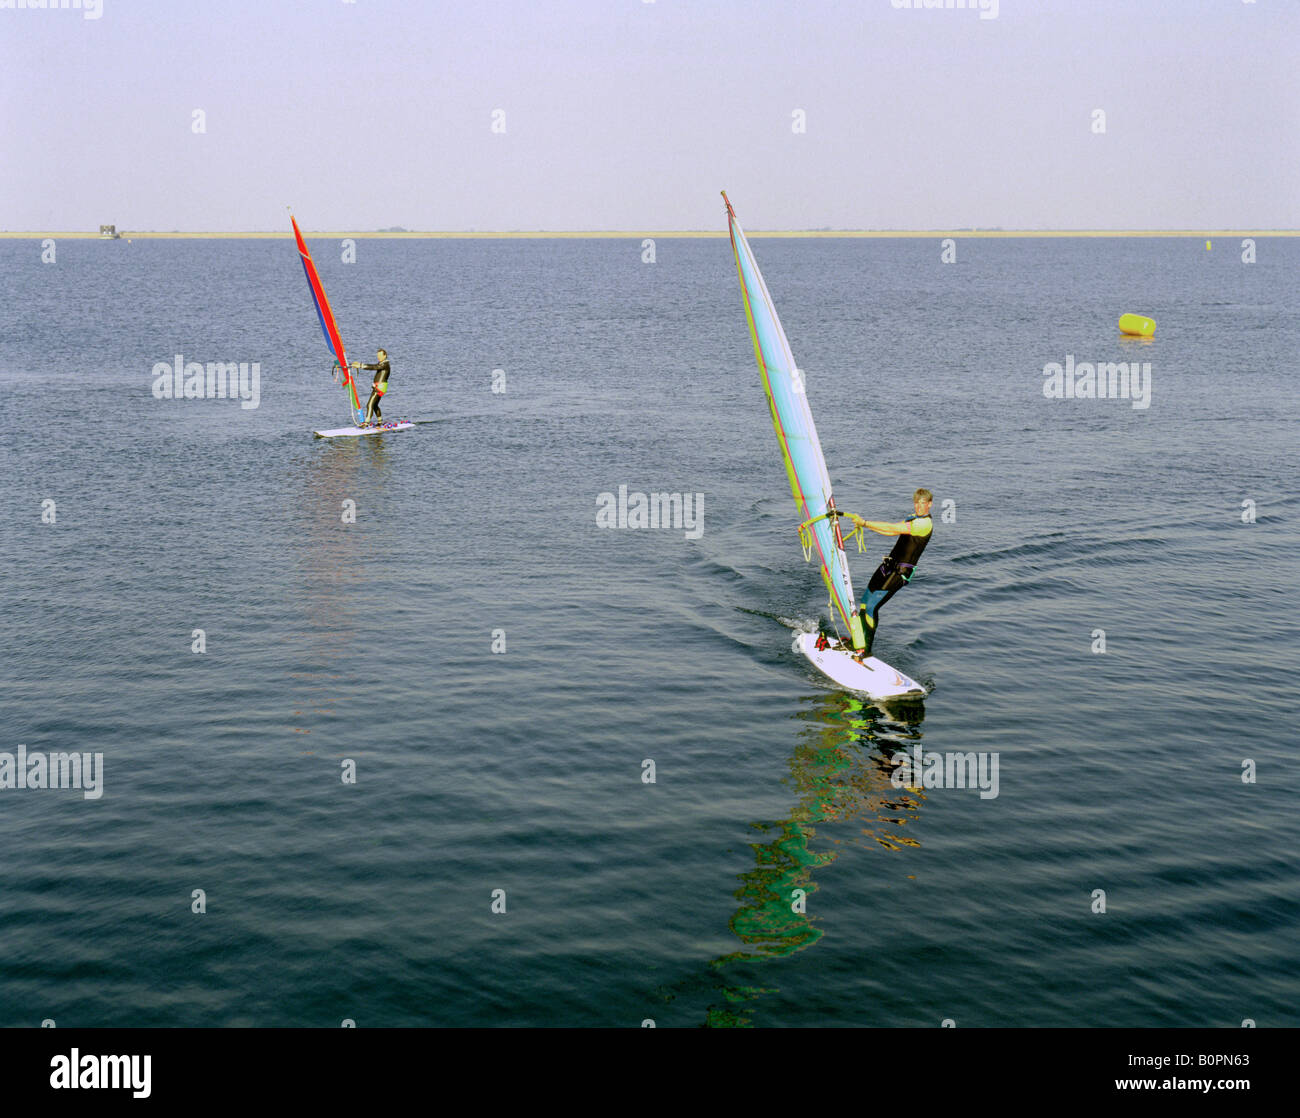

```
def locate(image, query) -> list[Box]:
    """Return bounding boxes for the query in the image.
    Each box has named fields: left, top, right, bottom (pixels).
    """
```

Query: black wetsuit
left=858, top=513, right=932, bottom=652
left=358, top=358, right=391, bottom=423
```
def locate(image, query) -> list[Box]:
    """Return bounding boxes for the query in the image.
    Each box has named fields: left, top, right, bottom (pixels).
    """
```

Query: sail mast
left=291, top=215, right=362, bottom=424
left=723, top=192, right=865, bottom=650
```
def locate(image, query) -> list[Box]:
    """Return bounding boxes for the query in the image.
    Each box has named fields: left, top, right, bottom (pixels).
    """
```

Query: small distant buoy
left=1119, top=313, right=1155, bottom=337
left=1206, top=240, right=1212, bottom=250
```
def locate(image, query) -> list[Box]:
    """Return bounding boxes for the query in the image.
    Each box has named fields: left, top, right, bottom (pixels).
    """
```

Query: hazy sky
left=3, top=0, right=1297, bottom=231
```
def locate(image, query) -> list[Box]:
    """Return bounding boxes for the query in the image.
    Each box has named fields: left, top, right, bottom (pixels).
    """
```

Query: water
left=2, top=234, right=1296, bottom=1027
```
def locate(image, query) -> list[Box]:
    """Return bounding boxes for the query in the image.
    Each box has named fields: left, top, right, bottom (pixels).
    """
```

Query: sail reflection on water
left=703, top=694, right=927, bottom=1026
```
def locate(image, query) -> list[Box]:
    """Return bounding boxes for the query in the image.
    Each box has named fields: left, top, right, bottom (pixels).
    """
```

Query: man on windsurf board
left=847, top=488, right=933, bottom=658
left=351, top=348, right=392, bottom=427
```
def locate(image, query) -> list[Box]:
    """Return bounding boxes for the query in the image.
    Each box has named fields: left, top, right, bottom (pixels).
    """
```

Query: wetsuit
left=358, top=358, right=390, bottom=423
left=858, top=512, right=932, bottom=654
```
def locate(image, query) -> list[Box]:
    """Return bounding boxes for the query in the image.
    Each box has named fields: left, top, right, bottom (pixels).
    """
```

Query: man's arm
left=848, top=515, right=912, bottom=536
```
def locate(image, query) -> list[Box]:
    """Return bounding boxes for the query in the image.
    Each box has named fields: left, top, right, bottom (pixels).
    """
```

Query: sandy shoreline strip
left=3, top=230, right=1297, bottom=240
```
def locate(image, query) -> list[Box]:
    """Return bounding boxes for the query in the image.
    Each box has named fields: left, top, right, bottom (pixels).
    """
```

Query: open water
left=2, top=233, right=1296, bottom=1026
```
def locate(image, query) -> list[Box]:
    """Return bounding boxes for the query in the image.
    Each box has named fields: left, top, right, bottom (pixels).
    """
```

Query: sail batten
left=723, top=193, right=862, bottom=647
left=291, top=216, right=361, bottom=417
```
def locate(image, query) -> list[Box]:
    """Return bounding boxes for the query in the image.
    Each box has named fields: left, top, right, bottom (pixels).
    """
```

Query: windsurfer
left=848, top=488, right=933, bottom=657
left=352, top=349, right=391, bottom=426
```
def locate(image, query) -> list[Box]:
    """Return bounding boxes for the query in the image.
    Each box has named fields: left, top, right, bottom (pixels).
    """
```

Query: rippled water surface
left=2, top=235, right=1296, bottom=1026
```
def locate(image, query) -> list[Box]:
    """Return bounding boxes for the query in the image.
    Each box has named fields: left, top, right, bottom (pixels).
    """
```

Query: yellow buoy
left=1118, top=313, right=1155, bottom=337
left=1206, top=240, right=1211, bottom=250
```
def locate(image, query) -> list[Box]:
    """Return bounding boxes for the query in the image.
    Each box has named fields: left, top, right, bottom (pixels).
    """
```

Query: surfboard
left=313, top=420, right=415, bottom=438
left=794, top=632, right=926, bottom=699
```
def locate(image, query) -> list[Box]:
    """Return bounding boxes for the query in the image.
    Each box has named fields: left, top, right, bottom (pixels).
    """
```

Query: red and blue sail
left=291, top=215, right=361, bottom=418
left=723, top=192, right=866, bottom=650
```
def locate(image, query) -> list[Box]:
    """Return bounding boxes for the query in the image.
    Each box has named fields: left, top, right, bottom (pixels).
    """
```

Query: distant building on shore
left=99, top=224, right=121, bottom=239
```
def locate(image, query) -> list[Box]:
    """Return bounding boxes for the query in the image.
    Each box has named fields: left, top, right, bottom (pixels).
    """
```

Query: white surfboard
left=313, top=420, right=415, bottom=438
left=795, top=632, right=926, bottom=699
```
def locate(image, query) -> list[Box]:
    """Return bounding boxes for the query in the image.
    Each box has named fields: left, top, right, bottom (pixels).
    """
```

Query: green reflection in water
left=703, top=691, right=927, bottom=1027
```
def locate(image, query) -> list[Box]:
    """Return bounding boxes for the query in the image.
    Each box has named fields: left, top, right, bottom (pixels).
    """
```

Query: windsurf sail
left=291, top=215, right=362, bottom=423
left=723, top=192, right=867, bottom=651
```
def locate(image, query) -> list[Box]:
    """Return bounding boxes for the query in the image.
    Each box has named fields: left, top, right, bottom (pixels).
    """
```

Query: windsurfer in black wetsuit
left=351, top=349, right=391, bottom=427
left=848, top=488, right=933, bottom=658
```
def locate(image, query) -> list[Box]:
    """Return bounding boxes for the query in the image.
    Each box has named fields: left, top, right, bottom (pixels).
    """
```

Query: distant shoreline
left=3, top=230, right=1297, bottom=240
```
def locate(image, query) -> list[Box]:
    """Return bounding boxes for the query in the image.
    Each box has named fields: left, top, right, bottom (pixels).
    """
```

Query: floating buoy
left=1118, top=313, right=1155, bottom=337
left=1206, top=240, right=1212, bottom=250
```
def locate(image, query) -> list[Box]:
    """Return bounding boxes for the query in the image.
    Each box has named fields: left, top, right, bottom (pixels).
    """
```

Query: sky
left=2, top=0, right=1297, bottom=232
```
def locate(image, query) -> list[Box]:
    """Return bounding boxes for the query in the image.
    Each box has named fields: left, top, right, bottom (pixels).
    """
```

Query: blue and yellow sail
left=723, top=192, right=866, bottom=650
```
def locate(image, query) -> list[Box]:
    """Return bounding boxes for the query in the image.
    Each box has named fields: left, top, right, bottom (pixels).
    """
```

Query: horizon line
left=3, top=229, right=1297, bottom=239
